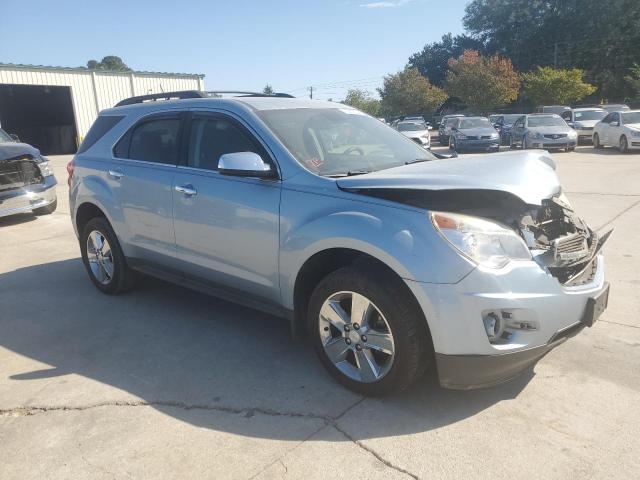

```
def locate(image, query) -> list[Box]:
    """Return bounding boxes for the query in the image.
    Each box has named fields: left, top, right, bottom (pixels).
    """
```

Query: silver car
left=69, top=92, right=609, bottom=395
left=509, top=114, right=578, bottom=151
left=396, top=120, right=430, bottom=149
left=561, top=108, right=607, bottom=143
left=0, top=128, right=57, bottom=218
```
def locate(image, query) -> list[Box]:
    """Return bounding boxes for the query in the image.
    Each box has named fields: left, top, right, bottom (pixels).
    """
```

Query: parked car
left=509, top=114, right=578, bottom=151
left=0, top=127, right=57, bottom=218
left=492, top=114, right=524, bottom=145
left=593, top=110, right=640, bottom=152
left=600, top=104, right=630, bottom=113
left=69, top=91, right=609, bottom=395
left=449, top=116, right=500, bottom=152
left=560, top=108, right=607, bottom=143
left=396, top=120, right=430, bottom=149
left=438, top=114, right=465, bottom=145
left=403, top=115, right=424, bottom=122
left=536, top=105, right=571, bottom=116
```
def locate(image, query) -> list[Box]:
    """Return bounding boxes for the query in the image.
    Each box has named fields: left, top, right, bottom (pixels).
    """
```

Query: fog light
left=483, top=312, right=502, bottom=341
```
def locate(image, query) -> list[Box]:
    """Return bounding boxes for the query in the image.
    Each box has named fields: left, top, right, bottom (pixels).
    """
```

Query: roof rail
left=115, top=90, right=206, bottom=107
left=205, top=90, right=295, bottom=98
left=114, top=89, right=295, bottom=107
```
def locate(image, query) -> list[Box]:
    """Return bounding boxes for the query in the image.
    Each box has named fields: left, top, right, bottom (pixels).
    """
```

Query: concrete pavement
left=1, top=147, right=639, bottom=479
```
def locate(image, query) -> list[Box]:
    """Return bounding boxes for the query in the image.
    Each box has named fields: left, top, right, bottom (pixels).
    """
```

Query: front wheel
left=308, top=264, right=430, bottom=396
left=80, top=217, right=136, bottom=294
left=619, top=135, right=629, bottom=153
left=521, top=136, right=529, bottom=149
left=449, top=138, right=456, bottom=151
left=593, top=133, right=603, bottom=149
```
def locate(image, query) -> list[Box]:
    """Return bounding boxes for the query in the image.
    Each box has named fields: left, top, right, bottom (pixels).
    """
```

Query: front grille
left=543, top=143, right=570, bottom=148
left=481, top=135, right=493, bottom=140
left=581, top=127, right=594, bottom=131
left=465, top=135, right=479, bottom=140
left=544, top=133, right=568, bottom=139
left=0, top=158, right=43, bottom=194
left=565, top=258, right=598, bottom=287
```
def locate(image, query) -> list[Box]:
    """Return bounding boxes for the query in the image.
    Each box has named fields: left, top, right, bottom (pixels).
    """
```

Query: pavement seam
left=600, top=319, right=640, bottom=330
left=565, top=191, right=640, bottom=197
left=595, top=199, right=640, bottom=231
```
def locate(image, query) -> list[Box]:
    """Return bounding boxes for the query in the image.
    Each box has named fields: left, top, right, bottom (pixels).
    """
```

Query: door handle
left=108, top=169, right=124, bottom=180
left=175, top=184, right=197, bottom=196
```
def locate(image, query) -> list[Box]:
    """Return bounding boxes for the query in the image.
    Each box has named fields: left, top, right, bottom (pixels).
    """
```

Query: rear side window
left=187, top=117, right=263, bottom=171
left=116, top=117, right=181, bottom=164
left=78, top=115, right=124, bottom=154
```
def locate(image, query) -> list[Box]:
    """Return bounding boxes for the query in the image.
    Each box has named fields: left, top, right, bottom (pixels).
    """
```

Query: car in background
left=593, top=110, right=640, bottom=152
left=404, top=115, right=424, bottom=122
left=492, top=114, right=525, bottom=145
left=509, top=114, right=577, bottom=151
left=536, top=105, right=571, bottom=116
left=561, top=108, right=607, bottom=143
left=438, top=114, right=465, bottom=145
left=449, top=116, right=500, bottom=152
left=396, top=120, right=430, bottom=149
left=600, top=104, right=630, bottom=113
left=0, top=127, right=57, bottom=218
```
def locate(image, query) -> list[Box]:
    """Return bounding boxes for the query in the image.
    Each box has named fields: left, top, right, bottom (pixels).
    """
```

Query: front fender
left=278, top=188, right=475, bottom=311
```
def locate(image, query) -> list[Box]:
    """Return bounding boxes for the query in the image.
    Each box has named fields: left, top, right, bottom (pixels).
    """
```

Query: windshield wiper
left=405, top=158, right=431, bottom=165
left=346, top=169, right=372, bottom=176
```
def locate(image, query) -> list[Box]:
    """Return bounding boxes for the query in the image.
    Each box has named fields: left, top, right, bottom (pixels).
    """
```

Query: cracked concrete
left=2, top=148, right=640, bottom=479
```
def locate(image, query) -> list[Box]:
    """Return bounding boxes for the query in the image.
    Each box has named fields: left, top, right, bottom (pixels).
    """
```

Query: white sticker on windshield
left=339, top=108, right=366, bottom=116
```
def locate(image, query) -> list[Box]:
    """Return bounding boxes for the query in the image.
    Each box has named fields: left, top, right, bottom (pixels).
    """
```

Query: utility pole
left=308, top=86, right=313, bottom=99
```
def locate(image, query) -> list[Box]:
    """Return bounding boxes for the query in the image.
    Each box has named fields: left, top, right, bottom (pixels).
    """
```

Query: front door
left=172, top=111, right=282, bottom=305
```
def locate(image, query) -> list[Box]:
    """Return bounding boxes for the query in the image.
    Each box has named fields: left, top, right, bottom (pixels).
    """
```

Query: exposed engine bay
left=352, top=188, right=611, bottom=286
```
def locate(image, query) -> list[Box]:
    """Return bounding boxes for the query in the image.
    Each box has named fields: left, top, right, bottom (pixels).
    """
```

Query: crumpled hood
left=0, top=142, right=40, bottom=162
left=337, top=150, right=560, bottom=206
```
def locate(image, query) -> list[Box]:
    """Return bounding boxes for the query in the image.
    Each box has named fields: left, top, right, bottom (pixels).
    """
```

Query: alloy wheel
left=318, top=291, right=395, bottom=383
left=86, top=230, right=114, bottom=285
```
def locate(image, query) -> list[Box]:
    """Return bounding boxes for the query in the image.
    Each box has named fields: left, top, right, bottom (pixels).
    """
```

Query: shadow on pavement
left=0, top=258, right=532, bottom=440
left=0, top=212, right=37, bottom=227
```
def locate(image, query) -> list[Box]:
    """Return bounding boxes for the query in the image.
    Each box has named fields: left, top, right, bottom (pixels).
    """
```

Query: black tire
left=307, top=263, right=431, bottom=396
left=619, top=135, right=628, bottom=153
left=593, top=133, right=603, bottom=149
left=33, top=198, right=57, bottom=215
left=449, top=138, right=456, bottom=151
left=521, top=136, right=528, bottom=149
left=509, top=135, right=517, bottom=149
left=80, top=217, right=135, bottom=294
left=567, top=147, right=575, bottom=152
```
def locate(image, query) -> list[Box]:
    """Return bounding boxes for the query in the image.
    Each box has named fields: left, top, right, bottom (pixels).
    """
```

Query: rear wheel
left=33, top=198, right=57, bottom=216
left=619, top=135, right=629, bottom=153
left=80, top=217, right=135, bottom=294
left=308, top=264, right=430, bottom=396
left=521, top=136, right=528, bottom=149
left=593, top=133, right=603, bottom=149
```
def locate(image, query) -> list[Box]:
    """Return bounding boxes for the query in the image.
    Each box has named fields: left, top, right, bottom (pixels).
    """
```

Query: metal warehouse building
left=0, top=64, right=205, bottom=155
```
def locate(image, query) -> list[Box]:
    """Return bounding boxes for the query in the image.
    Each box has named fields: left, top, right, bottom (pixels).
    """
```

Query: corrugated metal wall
left=0, top=66, right=204, bottom=142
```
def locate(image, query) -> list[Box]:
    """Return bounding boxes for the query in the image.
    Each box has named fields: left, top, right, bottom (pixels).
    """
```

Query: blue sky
left=0, top=0, right=467, bottom=100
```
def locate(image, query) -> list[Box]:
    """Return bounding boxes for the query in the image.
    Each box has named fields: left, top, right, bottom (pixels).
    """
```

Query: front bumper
left=0, top=175, right=57, bottom=218
left=405, top=252, right=607, bottom=389
left=456, top=139, right=500, bottom=151
left=529, top=138, right=577, bottom=149
left=576, top=128, right=594, bottom=139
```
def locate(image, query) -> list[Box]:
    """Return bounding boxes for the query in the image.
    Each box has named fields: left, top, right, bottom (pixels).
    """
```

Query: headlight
left=630, top=130, right=640, bottom=137
left=31, top=153, right=54, bottom=177
left=431, top=211, right=531, bottom=268
left=527, top=131, right=542, bottom=139
left=568, top=130, right=578, bottom=138
left=490, top=132, right=499, bottom=138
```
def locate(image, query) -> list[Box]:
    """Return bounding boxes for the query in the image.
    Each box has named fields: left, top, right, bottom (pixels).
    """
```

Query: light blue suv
left=69, top=91, right=609, bottom=395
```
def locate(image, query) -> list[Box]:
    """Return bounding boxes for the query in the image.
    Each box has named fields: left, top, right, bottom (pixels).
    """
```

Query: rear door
left=606, top=112, right=622, bottom=145
left=111, top=111, right=183, bottom=267
left=172, top=111, right=282, bottom=306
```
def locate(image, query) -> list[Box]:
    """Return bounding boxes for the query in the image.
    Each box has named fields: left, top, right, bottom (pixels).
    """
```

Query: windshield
left=622, top=112, right=640, bottom=125
left=459, top=118, right=493, bottom=129
left=0, top=129, right=13, bottom=143
left=574, top=110, right=606, bottom=121
left=398, top=122, right=427, bottom=131
left=501, top=114, right=522, bottom=125
left=257, top=108, right=435, bottom=176
left=527, top=116, right=567, bottom=127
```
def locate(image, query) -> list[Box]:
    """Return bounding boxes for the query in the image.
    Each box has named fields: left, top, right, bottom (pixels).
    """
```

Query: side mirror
left=610, top=121, right=620, bottom=127
left=218, top=152, right=275, bottom=178
left=9, top=133, right=20, bottom=142
left=567, top=122, right=574, bottom=128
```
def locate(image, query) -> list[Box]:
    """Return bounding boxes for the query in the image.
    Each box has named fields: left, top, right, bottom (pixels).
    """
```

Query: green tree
left=342, top=89, right=381, bottom=116
left=624, top=64, right=640, bottom=100
left=378, top=68, right=448, bottom=119
left=521, top=67, right=596, bottom=106
left=262, top=84, right=275, bottom=95
left=408, top=33, right=484, bottom=87
left=86, top=56, right=131, bottom=71
left=463, top=0, right=640, bottom=100
left=445, top=50, right=520, bottom=114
